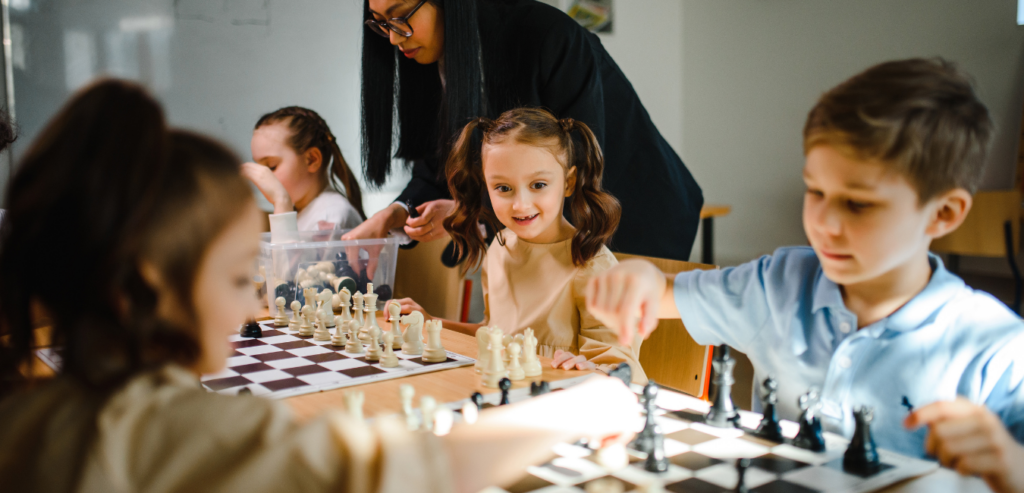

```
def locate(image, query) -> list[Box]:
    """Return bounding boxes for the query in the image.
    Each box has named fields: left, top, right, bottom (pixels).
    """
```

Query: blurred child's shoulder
left=578, top=245, right=618, bottom=277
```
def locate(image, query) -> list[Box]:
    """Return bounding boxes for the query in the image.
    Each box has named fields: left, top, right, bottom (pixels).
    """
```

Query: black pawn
left=530, top=381, right=551, bottom=397
left=499, top=378, right=512, bottom=405
left=470, top=392, right=484, bottom=410
left=237, top=386, right=252, bottom=396
left=241, top=320, right=263, bottom=338
left=375, top=284, right=393, bottom=302
left=608, top=363, right=632, bottom=387
left=706, top=345, right=739, bottom=428
left=753, top=377, right=784, bottom=442
left=632, top=381, right=661, bottom=455
left=843, top=406, right=881, bottom=475
left=735, top=458, right=750, bottom=493
left=642, top=386, right=669, bottom=473
left=793, top=390, right=825, bottom=452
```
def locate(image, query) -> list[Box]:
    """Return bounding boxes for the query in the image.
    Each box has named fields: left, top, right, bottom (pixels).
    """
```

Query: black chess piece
left=608, top=363, right=632, bottom=387
left=793, top=389, right=825, bottom=452
left=336, top=262, right=359, bottom=281
left=400, top=200, right=420, bottom=250
left=706, top=345, right=739, bottom=428
left=375, top=284, right=393, bottom=302
left=843, top=406, right=881, bottom=475
left=530, top=381, right=551, bottom=397
left=753, top=377, right=784, bottom=442
left=470, top=392, right=484, bottom=410
left=241, top=320, right=263, bottom=338
left=336, top=276, right=358, bottom=295
left=632, top=381, right=661, bottom=455
left=499, top=378, right=512, bottom=405
left=735, top=458, right=750, bottom=493
left=358, top=270, right=372, bottom=292
left=238, top=386, right=252, bottom=396
left=274, top=281, right=297, bottom=305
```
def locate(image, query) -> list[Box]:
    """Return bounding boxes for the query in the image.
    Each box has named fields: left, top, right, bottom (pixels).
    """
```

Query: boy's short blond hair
left=804, top=58, right=993, bottom=202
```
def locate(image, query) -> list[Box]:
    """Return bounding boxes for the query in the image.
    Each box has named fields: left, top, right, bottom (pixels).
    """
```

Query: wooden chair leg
left=1003, top=220, right=1022, bottom=315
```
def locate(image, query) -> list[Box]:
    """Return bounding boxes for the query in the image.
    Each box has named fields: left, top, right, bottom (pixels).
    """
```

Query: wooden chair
left=613, top=253, right=718, bottom=397
left=699, top=204, right=732, bottom=265
left=394, top=237, right=466, bottom=321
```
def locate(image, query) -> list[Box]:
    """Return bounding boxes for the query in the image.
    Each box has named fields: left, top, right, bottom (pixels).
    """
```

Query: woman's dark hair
left=0, top=79, right=254, bottom=397
left=255, top=106, right=365, bottom=219
left=361, top=0, right=484, bottom=186
left=444, top=107, right=620, bottom=268
left=0, top=109, right=17, bottom=153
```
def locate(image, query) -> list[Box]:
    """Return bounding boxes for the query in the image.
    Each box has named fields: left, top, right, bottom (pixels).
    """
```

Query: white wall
left=679, top=0, right=1024, bottom=267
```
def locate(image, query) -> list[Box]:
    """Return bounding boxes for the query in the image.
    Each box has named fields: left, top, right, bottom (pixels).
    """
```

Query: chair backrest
left=394, top=238, right=465, bottom=321
left=930, top=190, right=1021, bottom=257
left=613, top=252, right=717, bottom=398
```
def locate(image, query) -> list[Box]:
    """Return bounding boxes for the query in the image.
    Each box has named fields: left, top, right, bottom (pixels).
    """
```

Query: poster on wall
left=567, top=0, right=612, bottom=33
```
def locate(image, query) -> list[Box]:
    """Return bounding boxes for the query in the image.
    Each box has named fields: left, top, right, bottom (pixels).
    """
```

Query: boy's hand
left=241, top=162, right=293, bottom=214
left=551, top=350, right=597, bottom=371
left=905, top=399, right=1024, bottom=493
left=586, top=259, right=670, bottom=346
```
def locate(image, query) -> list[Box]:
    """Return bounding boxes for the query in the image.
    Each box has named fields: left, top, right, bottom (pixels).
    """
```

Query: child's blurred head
left=0, top=80, right=258, bottom=394
left=252, top=107, right=365, bottom=218
left=801, top=58, right=992, bottom=285
left=445, top=108, right=620, bottom=268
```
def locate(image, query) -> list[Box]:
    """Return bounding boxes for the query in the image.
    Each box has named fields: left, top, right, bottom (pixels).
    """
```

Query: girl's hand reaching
left=390, top=297, right=433, bottom=321
left=551, top=350, right=597, bottom=371
left=241, top=162, right=294, bottom=214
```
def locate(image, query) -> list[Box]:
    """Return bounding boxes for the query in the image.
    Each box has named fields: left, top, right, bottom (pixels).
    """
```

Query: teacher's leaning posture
left=343, top=0, right=703, bottom=261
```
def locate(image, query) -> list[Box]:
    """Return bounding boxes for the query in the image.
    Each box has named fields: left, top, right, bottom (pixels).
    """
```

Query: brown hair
left=443, top=107, right=621, bottom=268
left=256, top=106, right=365, bottom=219
left=0, top=80, right=254, bottom=397
left=804, top=58, right=993, bottom=202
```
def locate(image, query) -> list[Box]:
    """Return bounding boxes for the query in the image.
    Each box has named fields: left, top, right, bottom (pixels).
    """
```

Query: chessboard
left=435, top=377, right=938, bottom=493
left=36, top=319, right=475, bottom=400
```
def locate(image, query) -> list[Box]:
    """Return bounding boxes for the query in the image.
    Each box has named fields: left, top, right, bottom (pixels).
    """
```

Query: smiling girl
left=395, top=108, right=645, bottom=382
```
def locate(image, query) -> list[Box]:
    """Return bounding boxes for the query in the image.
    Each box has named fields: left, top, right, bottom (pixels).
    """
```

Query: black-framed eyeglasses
left=365, top=0, right=427, bottom=38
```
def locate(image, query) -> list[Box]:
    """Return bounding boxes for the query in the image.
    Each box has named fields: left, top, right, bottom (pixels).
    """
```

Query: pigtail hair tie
left=559, top=118, right=575, bottom=132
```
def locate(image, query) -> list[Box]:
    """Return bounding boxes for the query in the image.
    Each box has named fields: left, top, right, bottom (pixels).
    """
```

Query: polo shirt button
left=838, top=356, right=853, bottom=368
left=839, top=322, right=851, bottom=333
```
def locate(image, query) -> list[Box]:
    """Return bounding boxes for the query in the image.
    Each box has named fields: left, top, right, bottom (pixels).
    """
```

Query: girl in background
left=0, top=81, right=637, bottom=493
left=243, top=106, right=365, bottom=232
left=395, top=108, right=646, bottom=382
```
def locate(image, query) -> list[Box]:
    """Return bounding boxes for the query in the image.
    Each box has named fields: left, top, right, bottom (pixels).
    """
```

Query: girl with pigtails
left=395, top=108, right=646, bottom=383
left=242, top=106, right=365, bottom=233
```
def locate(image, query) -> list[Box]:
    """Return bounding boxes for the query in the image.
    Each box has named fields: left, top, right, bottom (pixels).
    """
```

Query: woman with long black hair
left=343, top=0, right=703, bottom=262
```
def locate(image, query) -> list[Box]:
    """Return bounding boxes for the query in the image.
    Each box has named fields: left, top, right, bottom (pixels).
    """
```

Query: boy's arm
left=585, top=259, right=679, bottom=346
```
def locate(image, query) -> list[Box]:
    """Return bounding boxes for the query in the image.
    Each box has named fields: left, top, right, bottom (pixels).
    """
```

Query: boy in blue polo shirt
left=586, top=58, right=1024, bottom=492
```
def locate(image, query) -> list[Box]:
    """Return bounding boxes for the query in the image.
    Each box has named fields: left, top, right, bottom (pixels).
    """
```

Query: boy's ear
left=564, top=166, right=577, bottom=197
left=304, top=147, right=323, bottom=174
left=926, top=188, right=973, bottom=240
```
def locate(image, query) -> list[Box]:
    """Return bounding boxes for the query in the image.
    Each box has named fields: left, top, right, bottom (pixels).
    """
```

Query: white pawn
left=522, top=328, right=542, bottom=377
left=420, top=396, right=436, bottom=432
left=313, top=311, right=330, bottom=341
left=288, top=300, right=302, bottom=332
left=352, top=292, right=365, bottom=326
left=422, top=320, right=447, bottom=363
left=400, top=384, right=419, bottom=430
left=482, top=328, right=506, bottom=388
left=344, top=391, right=364, bottom=422
left=364, top=323, right=382, bottom=362
left=380, top=332, right=400, bottom=368
left=400, top=311, right=424, bottom=356
left=298, top=305, right=314, bottom=337
left=344, top=321, right=364, bottom=354
left=331, top=316, right=345, bottom=346
left=475, top=326, right=490, bottom=374
left=387, top=300, right=403, bottom=350
left=338, top=288, right=352, bottom=323
left=273, top=297, right=288, bottom=327
left=507, top=342, right=525, bottom=381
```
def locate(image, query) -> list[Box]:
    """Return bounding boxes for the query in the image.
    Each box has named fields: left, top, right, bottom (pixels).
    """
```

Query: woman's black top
left=395, top=0, right=703, bottom=261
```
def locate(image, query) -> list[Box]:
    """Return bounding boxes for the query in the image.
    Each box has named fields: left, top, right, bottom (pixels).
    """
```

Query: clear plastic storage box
left=259, top=230, right=402, bottom=315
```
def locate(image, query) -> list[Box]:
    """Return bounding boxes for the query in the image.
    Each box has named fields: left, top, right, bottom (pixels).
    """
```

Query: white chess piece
left=400, top=311, right=424, bottom=355
left=364, top=323, right=382, bottom=362
left=331, top=316, right=345, bottom=346
left=400, top=384, right=419, bottom=430
left=313, top=310, right=331, bottom=341
left=344, top=391, right=364, bottom=422
left=319, top=290, right=335, bottom=328
left=507, top=342, right=525, bottom=381
left=502, top=334, right=513, bottom=365
left=299, top=305, right=314, bottom=337
left=475, top=326, right=490, bottom=374
left=288, top=300, right=302, bottom=331
left=482, top=328, right=506, bottom=388
left=422, top=320, right=447, bottom=363
left=522, top=328, right=542, bottom=377
left=361, top=284, right=381, bottom=343
left=274, top=297, right=288, bottom=327
left=344, top=321, right=364, bottom=354
left=420, top=396, right=436, bottom=432
left=380, top=332, right=400, bottom=368
left=352, top=292, right=365, bottom=326
left=387, top=300, right=403, bottom=350
left=338, top=288, right=352, bottom=323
